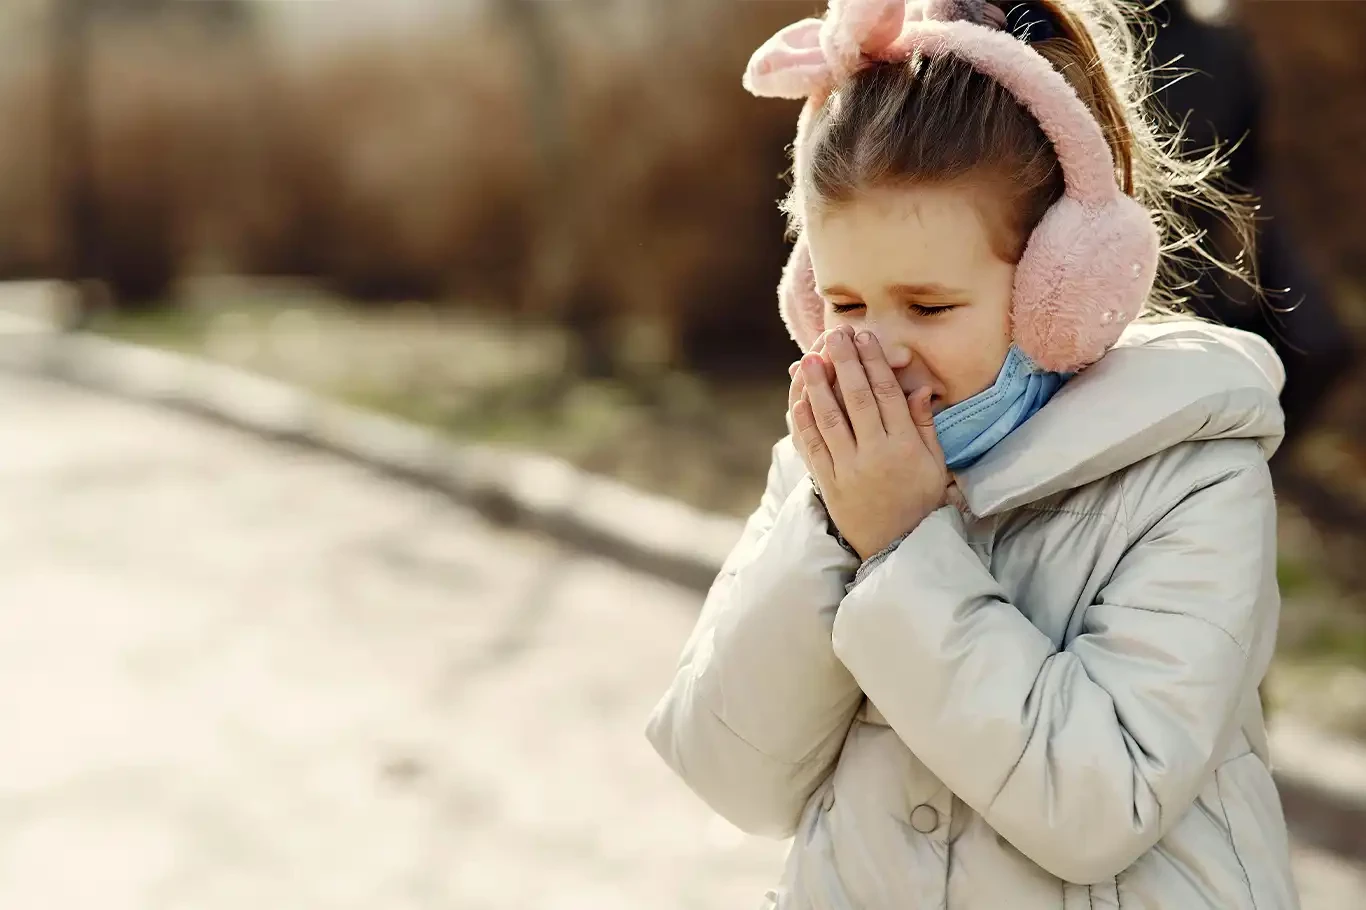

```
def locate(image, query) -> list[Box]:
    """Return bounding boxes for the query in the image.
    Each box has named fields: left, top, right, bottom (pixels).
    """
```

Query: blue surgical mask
left=934, top=345, right=1069, bottom=471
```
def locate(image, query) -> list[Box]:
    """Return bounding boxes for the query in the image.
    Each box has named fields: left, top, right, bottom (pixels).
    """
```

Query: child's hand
left=789, top=326, right=948, bottom=560
left=788, top=329, right=836, bottom=418
left=787, top=330, right=849, bottom=430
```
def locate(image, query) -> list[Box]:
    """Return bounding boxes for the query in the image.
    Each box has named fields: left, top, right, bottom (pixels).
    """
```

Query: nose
left=861, top=321, right=934, bottom=392
left=862, top=322, right=913, bottom=370
left=880, top=339, right=914, bottom=371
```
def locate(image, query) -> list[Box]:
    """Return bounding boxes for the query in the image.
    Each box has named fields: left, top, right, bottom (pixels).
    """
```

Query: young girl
left=646, top=1, right=1298, bottom=907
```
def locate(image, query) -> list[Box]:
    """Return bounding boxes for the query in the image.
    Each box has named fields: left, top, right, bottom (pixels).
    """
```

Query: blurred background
left=0, top=0, right=1363, bottom=906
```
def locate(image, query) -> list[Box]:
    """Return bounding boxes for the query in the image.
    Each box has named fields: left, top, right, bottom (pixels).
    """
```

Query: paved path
left=0, top=373, right=1361, bottom=909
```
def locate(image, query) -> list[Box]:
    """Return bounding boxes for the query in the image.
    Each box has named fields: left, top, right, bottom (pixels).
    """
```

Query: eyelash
left=830, top=303, right=955, bottom=317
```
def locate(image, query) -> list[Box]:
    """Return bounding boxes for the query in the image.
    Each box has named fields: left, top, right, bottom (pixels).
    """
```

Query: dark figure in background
left=1149, top=0, right=1356, bottom=456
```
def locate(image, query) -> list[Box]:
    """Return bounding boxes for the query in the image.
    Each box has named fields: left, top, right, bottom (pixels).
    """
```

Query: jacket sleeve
left=645, top=437, right=863, bottom=838
left=830, top=462, right=1278, bottom=883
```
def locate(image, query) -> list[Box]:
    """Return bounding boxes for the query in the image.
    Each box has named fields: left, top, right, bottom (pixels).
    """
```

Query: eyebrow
left=821, top=282, right=966, bottom=299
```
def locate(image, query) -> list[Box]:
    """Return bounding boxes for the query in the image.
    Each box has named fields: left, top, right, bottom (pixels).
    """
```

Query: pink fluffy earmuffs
left=744, top=0, right=1160, bottom=373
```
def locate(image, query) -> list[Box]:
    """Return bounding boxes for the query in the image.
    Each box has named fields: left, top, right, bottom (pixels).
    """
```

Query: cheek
left=936, top=312, right=1013, bottom=403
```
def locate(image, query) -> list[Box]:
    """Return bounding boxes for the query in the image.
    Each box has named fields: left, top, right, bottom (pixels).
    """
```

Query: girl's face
left=805, top=183, right=1016, bottom=413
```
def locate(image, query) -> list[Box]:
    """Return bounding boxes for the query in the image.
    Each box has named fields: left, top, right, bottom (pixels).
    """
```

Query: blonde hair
left=783, top=0, right=1259, bottom=318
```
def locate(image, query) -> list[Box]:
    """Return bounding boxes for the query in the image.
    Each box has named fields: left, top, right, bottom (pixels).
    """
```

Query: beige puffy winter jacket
left=647, top=320, right=1299, bottom=909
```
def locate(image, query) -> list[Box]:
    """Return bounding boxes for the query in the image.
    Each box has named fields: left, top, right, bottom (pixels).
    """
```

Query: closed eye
left=830, top=301, right=958, bottom=316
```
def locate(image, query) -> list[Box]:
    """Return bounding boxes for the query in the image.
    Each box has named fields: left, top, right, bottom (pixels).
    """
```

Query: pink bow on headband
left=743, top=0, right=1006, bottom=99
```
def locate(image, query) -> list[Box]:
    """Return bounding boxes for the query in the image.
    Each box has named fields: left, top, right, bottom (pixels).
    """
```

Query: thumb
left=908, top=388, right=945, bottom=464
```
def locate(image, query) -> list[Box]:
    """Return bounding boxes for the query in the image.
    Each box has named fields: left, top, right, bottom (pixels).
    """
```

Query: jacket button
left=910, top=803, right=940, bottom=833
left=821, top=788, right=836, bottom=812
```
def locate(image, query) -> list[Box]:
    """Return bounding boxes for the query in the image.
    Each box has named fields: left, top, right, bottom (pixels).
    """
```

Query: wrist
left=847, top=509, right=935, bottom=562
left=809, top=477, right=861, bottom=558
left=850, top=534, right=896, bottom=563
left=845, top=527, right=901, bottom=563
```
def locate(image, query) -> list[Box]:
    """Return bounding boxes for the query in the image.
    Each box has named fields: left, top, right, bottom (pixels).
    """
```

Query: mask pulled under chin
left=933, top=345, right=1070, bottom=471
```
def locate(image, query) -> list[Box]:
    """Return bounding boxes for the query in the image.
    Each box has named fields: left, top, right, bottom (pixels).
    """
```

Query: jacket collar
left=954, top=320, right=1286, bottom=517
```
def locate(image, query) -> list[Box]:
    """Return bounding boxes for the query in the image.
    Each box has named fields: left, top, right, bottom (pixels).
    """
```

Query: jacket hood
left=956, top=319, right=1286, bottom=517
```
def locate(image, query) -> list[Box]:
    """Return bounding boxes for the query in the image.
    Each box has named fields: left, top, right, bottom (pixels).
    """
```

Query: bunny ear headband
left=745, top=0, right=1159, bottom=373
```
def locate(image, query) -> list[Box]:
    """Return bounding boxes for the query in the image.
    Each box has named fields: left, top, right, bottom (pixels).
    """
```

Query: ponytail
left=1030, top=0, right=1136, bottom=196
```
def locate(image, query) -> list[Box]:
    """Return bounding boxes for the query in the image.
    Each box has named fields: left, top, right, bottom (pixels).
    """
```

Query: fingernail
left=855, top=332, right=872, bottom=346
left=828, top=331, right=846, bottom=348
